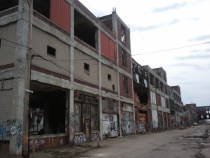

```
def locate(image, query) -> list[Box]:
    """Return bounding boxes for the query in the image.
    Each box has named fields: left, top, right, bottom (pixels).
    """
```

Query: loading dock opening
left=29, top=81, right=67, bottom=135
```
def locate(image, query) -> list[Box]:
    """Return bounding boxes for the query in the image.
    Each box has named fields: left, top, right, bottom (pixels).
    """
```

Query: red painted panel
left=50, top=0, right=71, bottom=33
left=109, top=40, right=116, bottom=62
left=101, top=32, right=116, bottom=63
left=100, top=32, right=108, bottom=57
left=156, top=94, right=161, bottom=106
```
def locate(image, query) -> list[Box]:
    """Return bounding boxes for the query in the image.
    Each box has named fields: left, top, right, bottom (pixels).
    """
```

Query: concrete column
left=112, top=11, right=122, bottom=137
left=97, top=29, right=103, bottom=139
left=69, top=4, right=75, bottom=143
left=10, top=0, right=30, bottom=156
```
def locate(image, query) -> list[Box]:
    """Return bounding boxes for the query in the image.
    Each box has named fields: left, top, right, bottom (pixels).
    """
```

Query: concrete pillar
left=68, top=3, right=75, bottom=143
left=112, top=11, right=122, bottom=137
left=97, top=29, right=103, bottom=139
left=10, top=0, right=30, bottom=156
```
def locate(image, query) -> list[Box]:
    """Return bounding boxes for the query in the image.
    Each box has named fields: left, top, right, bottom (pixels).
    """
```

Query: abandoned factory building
left=0, top=0, right=134, bottom=155
left=0, top=0, right=192, bottom=157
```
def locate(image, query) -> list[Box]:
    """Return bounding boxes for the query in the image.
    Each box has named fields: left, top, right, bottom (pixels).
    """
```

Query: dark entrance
left=29, top=81, right=67, bottom=135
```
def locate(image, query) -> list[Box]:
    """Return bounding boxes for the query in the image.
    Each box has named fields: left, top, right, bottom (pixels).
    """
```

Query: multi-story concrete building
left=0, top=0, right=134, bottom=156
left=143, top=66, right=170, bottom=131
left=132, top=59, right=149, bottom=133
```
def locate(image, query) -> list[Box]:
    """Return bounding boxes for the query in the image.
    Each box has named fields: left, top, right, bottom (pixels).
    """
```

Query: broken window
left=121, top=25, right=126, bottom=43
left=74, top=10, right=98, bottom=49
left=123, top=76, right=128, bottom=95
left=0, top=0, right=18, bottom=12
left=144, top=79, right=148, bottom=88
left=122, top=49, right=127, bottom=67
left=135, top=74, right=139, bottom=83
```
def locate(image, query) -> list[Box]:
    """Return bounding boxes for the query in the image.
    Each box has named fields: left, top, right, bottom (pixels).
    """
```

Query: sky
left=79, top=0, right=210, bottom=107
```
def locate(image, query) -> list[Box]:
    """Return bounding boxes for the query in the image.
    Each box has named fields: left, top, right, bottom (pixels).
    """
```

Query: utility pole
left=23, top=0, right=33, bottom=157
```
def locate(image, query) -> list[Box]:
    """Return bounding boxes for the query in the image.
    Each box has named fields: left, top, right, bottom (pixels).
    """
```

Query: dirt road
left=75, top=125, right=210, bottom=158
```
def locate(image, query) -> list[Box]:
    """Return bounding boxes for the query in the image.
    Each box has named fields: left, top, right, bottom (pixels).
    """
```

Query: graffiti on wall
left=102, top=114, right=118, bottom=138
left=0, top=119, right=23, bottom=149
left=136, top=122, right=146, bottom=133
left=0, top=124, right=6, bottom=143
left=121, top=112, right=135, bottom=135
left=91, top=131, right=100, bottom=142
left=121, top=119, right=135, bottom=135
left=73, top=133, right=86, bottom=145
left=29, top=138, right=45, bottom=150
left=65, top=111, right=79, bottom=134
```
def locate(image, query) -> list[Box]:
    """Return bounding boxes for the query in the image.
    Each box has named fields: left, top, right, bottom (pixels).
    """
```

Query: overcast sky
left=79, top=0, right=210, bottom=107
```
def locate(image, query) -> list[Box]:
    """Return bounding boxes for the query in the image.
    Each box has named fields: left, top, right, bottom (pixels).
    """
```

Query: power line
left=0, top=37, right=30, bottom=49
left=1, top=37, right=210, bottom=62
left=132, top=41, right=210, bottom=56
left=31, top=50, right=93, bottom=84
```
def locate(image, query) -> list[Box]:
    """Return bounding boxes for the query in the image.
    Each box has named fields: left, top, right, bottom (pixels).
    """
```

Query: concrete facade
left=0, top=0, right=134, bottom=156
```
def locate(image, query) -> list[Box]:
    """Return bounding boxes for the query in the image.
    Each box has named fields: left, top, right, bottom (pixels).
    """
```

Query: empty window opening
left=34, top=0, right=50, bottom=18
left=47, top=46, right=56, bottom=57
left=135, top=74, right=139, bottom=83
left=84, top=63, right=90, bottom=72
left=122, top=49, right=127, bottom=67
left=29, top=82, right=67, bottom=135
left=123, top=76, right=128, bottom=95
left=155, top=78, right=159, bottom=89
left=108, top=74, right=112, bottom=81
left=74, top=10, right=98, bottom=49
left=112, top=84, right=115, bottom=91
left=0, top=39, right=1, bottom=48
left=121, top=25, right=126, bottom=43
left=0, top=0, right=18, bottom=12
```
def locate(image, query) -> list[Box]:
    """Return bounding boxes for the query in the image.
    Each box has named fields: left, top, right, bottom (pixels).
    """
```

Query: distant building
left=170, top=86, right=184, bottom=127
left=143, top=66, right=170, bottom=130
left=197, top=106, right=210, bottom=124
left=184, top=103, right=198, bottom=126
